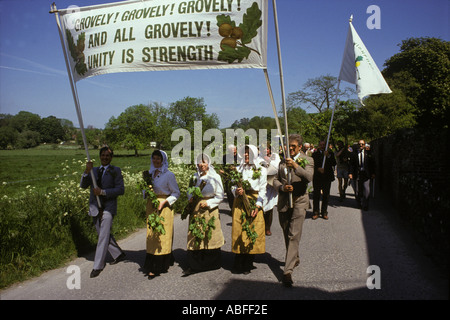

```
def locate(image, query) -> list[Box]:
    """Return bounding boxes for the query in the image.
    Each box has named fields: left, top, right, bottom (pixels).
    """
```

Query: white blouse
left=259, top=154, right=280, bottom=212
left=152, top=170, right=180, bottom=206
left=188, top=170, right=224, bottom=209
left=232, top=165, right=267, bottom=208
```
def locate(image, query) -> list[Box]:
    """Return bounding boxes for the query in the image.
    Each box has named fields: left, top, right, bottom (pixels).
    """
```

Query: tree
left=9, top=111, right=41, bottom=133
left=383, top=37, right=450, bottom=129
left=332, top=100, right=361, bottom=144
left=149, top=102, right=172, bottom=149
left=76, top=127, right=105, bottom=148
left=231, top=116, right=276, bottom=131
left=360, top=89, right=417, bottom=140
left=39, top=116, right=65, bottom=143
left=60, top=118, right=76, bottom=141
left=0, top=126, right=18, bottom=149
left=104, top=104, right=156, bottom=156
left=169, top=97, right=219, bottom=133
left=287, top=75, right=355, bottom=113
left=278, top=106, right=312, bottom=141
left=16, top=130, right=41, bottom=149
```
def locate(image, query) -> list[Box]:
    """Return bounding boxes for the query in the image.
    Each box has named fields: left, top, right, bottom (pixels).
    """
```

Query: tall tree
left=104, top=104, right=156, bottom=155
left=9, top=111, right=41, bottom=133
left=383, top=37, right=450, bottom=129
left=39, top=116, right=65, bottom=143
left=169, top=96, right=219, bottom=133
left=287, top=75, right=355, bottom=113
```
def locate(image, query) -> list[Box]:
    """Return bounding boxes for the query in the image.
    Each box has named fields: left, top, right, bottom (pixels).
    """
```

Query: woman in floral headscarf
left=182, top=153, right=225, bottom=276
left=230, top=145, right=267, bottom=274
left=144, top=149, right=180, bottom=279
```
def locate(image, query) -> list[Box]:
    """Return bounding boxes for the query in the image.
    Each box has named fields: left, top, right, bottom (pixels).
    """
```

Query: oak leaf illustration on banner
left=217, top=2, right=262, bottom=63
left=66, top=30, right=87, bottom=76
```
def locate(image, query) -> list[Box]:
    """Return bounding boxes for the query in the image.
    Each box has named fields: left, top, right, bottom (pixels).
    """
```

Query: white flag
left=339, top=16, right=391, bottom=104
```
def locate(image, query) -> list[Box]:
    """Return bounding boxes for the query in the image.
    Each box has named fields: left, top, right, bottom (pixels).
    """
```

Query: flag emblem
left=338, top=16, right=392, bottom=104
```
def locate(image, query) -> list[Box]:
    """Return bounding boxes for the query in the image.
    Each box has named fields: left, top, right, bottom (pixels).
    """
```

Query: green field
left=0, top=145, right=195, bottom=289
left=0, top=145, right=152, bottom=196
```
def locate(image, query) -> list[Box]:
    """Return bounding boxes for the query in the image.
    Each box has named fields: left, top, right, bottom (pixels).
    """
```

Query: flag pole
left=322, top=79, right=341, bottom=168
left=322, top=15, right=353, bottom=168
left=272, top=0, right=292, bottom=207
left=50, top=3, right=102, bottom=208
left=263, top=68, right=286, bottom=159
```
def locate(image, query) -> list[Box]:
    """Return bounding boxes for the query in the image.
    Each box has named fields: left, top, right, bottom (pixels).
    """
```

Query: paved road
left=1, top=180, right=448, bottom=300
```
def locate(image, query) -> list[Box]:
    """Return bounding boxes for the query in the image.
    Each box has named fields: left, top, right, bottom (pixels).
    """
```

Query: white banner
left=59, top=0, right=267, bottom=81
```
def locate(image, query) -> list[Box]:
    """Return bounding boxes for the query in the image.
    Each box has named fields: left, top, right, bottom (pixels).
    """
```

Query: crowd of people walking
left=80, top=135, right=376, bottom=287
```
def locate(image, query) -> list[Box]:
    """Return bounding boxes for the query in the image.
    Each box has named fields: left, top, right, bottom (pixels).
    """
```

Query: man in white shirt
left=349, top=139, right=376, bottom=210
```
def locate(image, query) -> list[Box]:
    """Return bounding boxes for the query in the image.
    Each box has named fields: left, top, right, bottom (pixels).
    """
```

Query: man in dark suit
left=349, top=140, right=375, bottom=211
left=273, top=134, right=314, bottom=287
left=80, top=146, right=126, bottom=278
left=312, top=140, right=336, bottom=220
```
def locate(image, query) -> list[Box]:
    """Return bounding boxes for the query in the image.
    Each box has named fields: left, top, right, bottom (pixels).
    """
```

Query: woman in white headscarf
left=230, top=144, right=267, bottom=274
left=144, top=149, right=180, bottom=279
left=183, top=153, right=225, bottom=276
left=259, top=142, right=281, bottom=236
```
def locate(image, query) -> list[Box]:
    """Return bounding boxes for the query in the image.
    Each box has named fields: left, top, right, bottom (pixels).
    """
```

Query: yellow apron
left=231, top=192, right=265, bottom=254
left=187, top=199, right=225, bottom=250
left=146, top=195, right=174, bottom=255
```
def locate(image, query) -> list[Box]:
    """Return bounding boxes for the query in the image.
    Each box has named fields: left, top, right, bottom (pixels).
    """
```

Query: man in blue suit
left=80, top=146, right=126, bottom=278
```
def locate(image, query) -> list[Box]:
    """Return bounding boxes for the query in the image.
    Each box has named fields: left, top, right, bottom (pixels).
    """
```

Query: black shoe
left=282, top=273, right=293, bottom=287
left=110, top=252, right=126, bottom=265
left=90, top=269, right=103, bottom=278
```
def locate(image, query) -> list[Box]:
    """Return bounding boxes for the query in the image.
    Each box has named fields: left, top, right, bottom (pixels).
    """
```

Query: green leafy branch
left=240, top=198, right=258, bottom=247
left=181, top=179, right=207, bottom=220
left=148, top=211, right=165, bottom=235
left=139, top=170, right=164, bottom=235
left=218, top=165, right=259, bottom=247
left=295, top=157, right=310, bottom=168
left=252, top=167, right=262, bottom=179
left=139, top=170, right=160, bottom=209
left=189, top=215, right=216, bottom=248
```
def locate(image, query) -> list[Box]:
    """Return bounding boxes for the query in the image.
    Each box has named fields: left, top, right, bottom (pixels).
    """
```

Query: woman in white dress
left=144, top=150, right=180, bottom=279
left=183, top=154, right=225, bottom=276
left=231, top=145, right=267, bottom=274
left=259, top=143, right=281, bottom=236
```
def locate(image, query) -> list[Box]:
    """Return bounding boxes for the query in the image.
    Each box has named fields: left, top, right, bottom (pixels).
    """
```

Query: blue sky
left=0, top=0, right=448, bottom=129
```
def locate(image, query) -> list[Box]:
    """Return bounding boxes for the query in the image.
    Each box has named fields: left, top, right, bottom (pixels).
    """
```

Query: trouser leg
left=312, top=183, right=321, bottom=213
left=321, top=181, right=331, bottom=214
left=93, top=211, right=122, bottom=270
left=264, top=209, right=273, bottom=231
left=361, top=179, right=371, bottom=209
left=279, top=205, right=306, bottom=274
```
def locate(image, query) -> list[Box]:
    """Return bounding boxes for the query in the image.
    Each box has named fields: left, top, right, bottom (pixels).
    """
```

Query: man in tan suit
left=273, top=134, right=314, bottom=287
